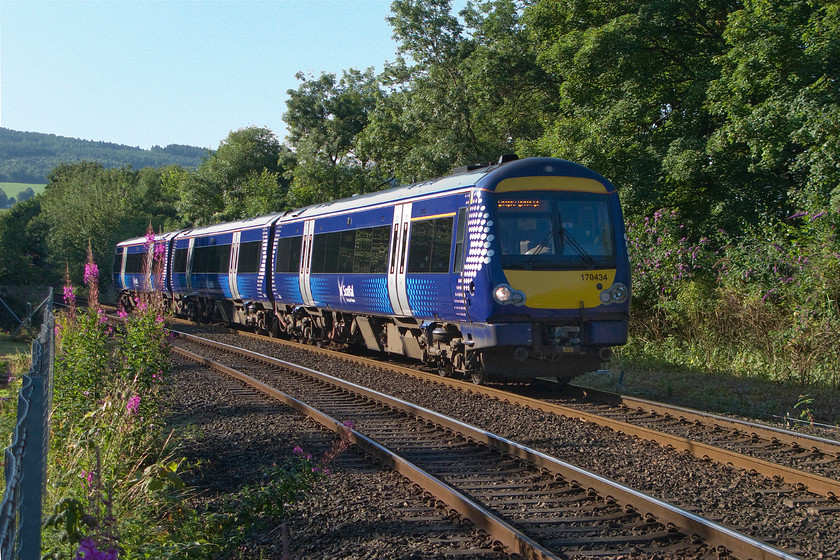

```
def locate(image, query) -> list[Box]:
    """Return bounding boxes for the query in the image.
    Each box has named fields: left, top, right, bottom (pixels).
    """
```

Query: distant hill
left=0, top=127, right=210, bottom=184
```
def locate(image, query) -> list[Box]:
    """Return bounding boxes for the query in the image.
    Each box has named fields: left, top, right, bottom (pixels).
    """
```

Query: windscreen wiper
left=559, top=225, right=597, bottom=268
left=523, top=230, right=555, bottom=270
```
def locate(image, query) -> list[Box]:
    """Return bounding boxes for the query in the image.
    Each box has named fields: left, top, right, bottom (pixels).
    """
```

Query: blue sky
left=1, top=0, right=420, bottom=150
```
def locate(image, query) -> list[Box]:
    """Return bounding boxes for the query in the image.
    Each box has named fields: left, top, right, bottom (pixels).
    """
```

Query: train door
left=299, top=220, right=316, bottom=306
left=116, top=248, right=126, bottom=292
left=228, top=231, right=242, bottom=300
left=450, top=207, right=471, bottom=321
left=388, top=202, right=412, bottom=316
left=185, top=238, right=195, bottom=294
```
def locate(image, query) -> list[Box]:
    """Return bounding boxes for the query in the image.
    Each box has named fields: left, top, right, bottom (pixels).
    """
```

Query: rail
left=172, top=331, right=802, bottom=560
left=0, top=291, right=55, bottom=560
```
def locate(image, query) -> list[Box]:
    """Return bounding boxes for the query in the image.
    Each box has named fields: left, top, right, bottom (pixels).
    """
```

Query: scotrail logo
left=338, top=278, right=356, bottom=305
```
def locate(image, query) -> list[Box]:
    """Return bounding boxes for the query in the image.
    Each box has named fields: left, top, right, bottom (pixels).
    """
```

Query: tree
left=173, top=127, right=295, bottom=224
left=39, top=162, right=130, bottom=285
left=17, top=187, right=35, bottom=202
left=0, top=197, right=50, bottom=285
left=360, top=0, right=548, bottom=182
left=284, top=69, right=386, bottom=205
left=707, top=0, right=840, bottom=214
left=38, top=162, right=180, bottom=287
left=523, top=0, right=749, bottom=230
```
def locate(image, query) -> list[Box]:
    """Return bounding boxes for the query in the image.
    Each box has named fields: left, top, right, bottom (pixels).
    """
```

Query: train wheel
left=437, top=362, right=453, bottom=378
left=470, top=370, right=487, bottom=385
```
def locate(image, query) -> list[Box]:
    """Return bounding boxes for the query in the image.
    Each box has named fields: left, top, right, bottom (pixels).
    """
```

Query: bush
left=626, top=208, right=840, bottom=387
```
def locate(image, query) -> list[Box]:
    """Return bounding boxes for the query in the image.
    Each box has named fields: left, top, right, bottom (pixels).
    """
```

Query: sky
left=1, top=0, right=421, bottom=150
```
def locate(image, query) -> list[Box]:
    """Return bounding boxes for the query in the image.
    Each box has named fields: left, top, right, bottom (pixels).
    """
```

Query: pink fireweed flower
left=154, top=241, right=166, bottom=261
left=117, top=308, right=128, bottom=319
left=126, top=395, right=141, bottom=415
left=83, top=262, right=99, bottom=286
left=63, top=285, right=76, bottom=306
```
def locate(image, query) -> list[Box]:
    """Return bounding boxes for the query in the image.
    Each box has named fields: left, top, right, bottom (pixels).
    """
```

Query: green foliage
left=707, top=0, right=840, bottom=214
left=117, top=308, right=171, bottom=393
left=173, top=127, right=295, bottom=225
left=284, top=68, right=386, bottom=204
left=0, top=196, right=50, bottom=285
left=362, top=0, right=546, bottom=182
left=46, top=300, right=178, bottom=558
left=629, top=207, right=840, bottom=386
left=0, top=127, right=207, bottom=184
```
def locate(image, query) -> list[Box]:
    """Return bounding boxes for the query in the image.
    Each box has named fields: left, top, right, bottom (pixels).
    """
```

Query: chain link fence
left=0, top=289, right=54, bottom=560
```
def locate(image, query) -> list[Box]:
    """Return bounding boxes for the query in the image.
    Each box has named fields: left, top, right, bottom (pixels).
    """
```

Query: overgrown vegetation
left=37, top=255, right=333, bottom=558
left=0, top=0, right=837, bottom=390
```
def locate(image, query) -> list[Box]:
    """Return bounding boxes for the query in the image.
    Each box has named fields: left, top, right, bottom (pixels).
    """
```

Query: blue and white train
left=114, top=156, right=630, bottom=384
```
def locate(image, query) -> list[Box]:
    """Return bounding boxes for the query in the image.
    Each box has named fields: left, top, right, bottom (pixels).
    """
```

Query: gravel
left=163, top=356, right=507, bottom=559
left=166, top=326, right=840, bottom=558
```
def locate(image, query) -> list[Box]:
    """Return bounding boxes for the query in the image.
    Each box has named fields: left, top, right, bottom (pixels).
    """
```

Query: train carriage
left=168, top=214, right=279, bottom=329
left=114, top=156, right=630, bottom=384
left=113, top=231, right=179, bottom=307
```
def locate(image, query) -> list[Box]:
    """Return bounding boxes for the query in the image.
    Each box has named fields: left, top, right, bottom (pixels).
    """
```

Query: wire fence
left=0, top=289, right=54, bottom=560
left=0, top=285, right=54, bottom=334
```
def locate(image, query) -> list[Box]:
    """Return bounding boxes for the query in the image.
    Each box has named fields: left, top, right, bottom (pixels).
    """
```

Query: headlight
left=493, top=284, right=526, bottom=306
left=599, top=282, right=629, bottom=305
left=494, top=284, right=513, bottom=303
left=611, top=282, right=628, bottom=303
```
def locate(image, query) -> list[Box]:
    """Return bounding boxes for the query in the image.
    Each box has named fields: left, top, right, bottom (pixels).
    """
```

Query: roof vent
left=498, top=154, right=519, bottom=164
left=450, top=164, right=488, bottom=175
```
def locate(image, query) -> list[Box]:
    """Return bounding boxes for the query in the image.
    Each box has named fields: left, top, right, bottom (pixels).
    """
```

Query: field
left=0, top=182, right=47, bottom=198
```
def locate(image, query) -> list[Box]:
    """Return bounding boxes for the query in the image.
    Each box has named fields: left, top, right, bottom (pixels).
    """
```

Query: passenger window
left=408, top=216, right=454, bottom=274
left=172, top=248, right=188, bottom=273
left=275, top=236, right=303, bottom=273
left=237, top=241, right=262, bottom=274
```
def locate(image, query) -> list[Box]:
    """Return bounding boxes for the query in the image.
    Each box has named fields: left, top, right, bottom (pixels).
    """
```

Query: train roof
left=116, top=157, right=615, bottom=246
left=116, top=230, right=180, bottom=248
left=278, top=166, right=492, bottom=222
left=273, top=157, right=614, bottom=223
left=175, top=213, right=283, bottom=239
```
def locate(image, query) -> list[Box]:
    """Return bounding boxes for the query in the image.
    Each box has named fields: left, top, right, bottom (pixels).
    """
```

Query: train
left=113, top=156, right=630, bottom=384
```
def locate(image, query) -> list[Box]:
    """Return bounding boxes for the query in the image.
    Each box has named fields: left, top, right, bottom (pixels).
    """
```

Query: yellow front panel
left=504, top=269, right=615, bottom=309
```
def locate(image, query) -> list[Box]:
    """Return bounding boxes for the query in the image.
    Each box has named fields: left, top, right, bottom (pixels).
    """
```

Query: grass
left=0, top=339, right=31, bottom=356
left=0, top=182, right=47, bottom=199
left=576, top=339, right=840, bottom=428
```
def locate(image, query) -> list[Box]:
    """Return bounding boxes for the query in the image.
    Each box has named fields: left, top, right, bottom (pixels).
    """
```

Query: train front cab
left=463, top=160, right=630, bottom=383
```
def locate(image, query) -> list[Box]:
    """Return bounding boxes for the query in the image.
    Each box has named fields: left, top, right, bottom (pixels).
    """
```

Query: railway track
left=554, top=386, right=840, bottom=502
left=170, top=330, right=801, bottom=560
left=176, top=323, right=840, bottom=503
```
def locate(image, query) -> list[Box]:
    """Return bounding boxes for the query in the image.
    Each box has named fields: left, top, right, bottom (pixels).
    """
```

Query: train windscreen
left=496, top=193, right=615, bottom=269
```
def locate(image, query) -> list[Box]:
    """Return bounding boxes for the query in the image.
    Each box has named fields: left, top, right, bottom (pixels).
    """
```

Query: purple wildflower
left=126, top=395, right=141, bottom=415
left=75, top=537, right=118, bottom=560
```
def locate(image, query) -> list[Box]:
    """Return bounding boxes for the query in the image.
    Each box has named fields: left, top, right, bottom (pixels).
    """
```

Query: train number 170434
left=581, top=273, right=609, bottom=282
